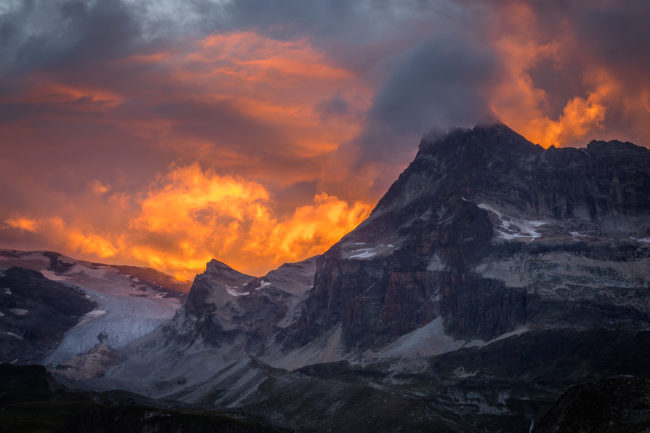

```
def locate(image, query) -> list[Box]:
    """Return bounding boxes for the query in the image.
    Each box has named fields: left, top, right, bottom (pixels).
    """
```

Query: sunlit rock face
left=288, top=123, right=650, bottom=351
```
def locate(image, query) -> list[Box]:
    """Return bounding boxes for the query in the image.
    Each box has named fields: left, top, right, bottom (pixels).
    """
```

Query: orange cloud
left=268, top=193, right=372, bottom=262
left=90, top=180, right=111, bottom=195
left=1, top=164, right=372, bottom=280
left=166, top=31, right=371, bottom=159
left=0, top=30, right=376, bottom=280
left=1, top=80, right=126, bottom=112
left=4, top=217, right=39, bottom=233
left=3, top=217, right=118, bottom=258
left=127, top=164, right=372, bottom=278
left=487, top=2, right=642, bottom=148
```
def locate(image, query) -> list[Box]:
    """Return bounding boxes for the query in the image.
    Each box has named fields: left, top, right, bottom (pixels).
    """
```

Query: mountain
left=288, top=123, right=650, bottom=352
left=0, top=250, right=188, bottom=377
left=77, top=124, right=650, bottom=432
left=6, top=124, right=648, bottom=432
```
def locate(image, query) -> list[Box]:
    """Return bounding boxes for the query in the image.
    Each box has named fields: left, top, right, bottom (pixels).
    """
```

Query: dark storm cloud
left=0, top=0, right=146, bottom=80
left=525, top=0, right=650, bottom=72
left=369, top=34, right=500, bottom=139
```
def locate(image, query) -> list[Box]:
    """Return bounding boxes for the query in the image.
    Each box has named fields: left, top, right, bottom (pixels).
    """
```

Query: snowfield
left=0, top=251, right=183, bottom=367
left=478, top=203, right=546, bottom=241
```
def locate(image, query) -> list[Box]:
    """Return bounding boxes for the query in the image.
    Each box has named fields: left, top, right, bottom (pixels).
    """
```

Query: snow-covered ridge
left=0, top=250, right=183, bottom=367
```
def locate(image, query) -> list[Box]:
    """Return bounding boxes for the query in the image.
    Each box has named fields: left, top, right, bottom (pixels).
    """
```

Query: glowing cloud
left=3, top=217, right=39, bottom=233
left=126, top=164, right=372, bottom=278
left=0, top=164, right=371, bottom=280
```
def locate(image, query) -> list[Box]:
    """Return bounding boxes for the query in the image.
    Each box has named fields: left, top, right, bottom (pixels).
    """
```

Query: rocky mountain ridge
left=288, top=124, right=650, bottom=352
left=4, top=124, right=649, bottom=432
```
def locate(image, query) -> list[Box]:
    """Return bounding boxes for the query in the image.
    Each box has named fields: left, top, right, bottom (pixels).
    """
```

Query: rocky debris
left=52, top=343, right=123, bottom=381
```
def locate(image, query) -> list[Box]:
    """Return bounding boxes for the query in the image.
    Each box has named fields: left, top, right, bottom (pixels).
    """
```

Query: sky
left=1, top=0, right=649, bottom=280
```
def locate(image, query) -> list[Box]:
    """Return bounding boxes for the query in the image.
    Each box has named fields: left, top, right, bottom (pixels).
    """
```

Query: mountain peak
left=417, top=122, right=540, bottom=161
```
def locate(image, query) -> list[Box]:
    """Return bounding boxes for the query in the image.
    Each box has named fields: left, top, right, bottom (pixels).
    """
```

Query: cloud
left=3, top=217, right=39, bottom=233
left=0, top=0, right=648, bottom=278
left=126, top=164, right=371, bottom=277
left=0, top=164, right=371, bottom=279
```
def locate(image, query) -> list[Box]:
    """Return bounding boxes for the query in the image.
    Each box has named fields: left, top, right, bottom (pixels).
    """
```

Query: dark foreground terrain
left=0, top=364, right=288, bottom=433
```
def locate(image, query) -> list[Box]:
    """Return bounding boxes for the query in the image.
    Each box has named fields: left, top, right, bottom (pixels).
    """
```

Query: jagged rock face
left=290, top=124, right=650, bottom=350
left=53, top=343, right=123, bottom=381
left=170, top=257, right=317, bottom=357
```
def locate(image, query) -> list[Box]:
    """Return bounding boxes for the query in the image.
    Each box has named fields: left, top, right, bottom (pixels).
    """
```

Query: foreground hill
left=0, top=363, right=287, bottom=433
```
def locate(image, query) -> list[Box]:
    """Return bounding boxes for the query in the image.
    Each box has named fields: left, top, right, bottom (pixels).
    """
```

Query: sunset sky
left=1, top=0, right=649, bottom=280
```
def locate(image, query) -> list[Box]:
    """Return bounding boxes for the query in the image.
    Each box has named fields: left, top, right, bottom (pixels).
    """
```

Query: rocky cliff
left=289, top=124, right=650, bottom=351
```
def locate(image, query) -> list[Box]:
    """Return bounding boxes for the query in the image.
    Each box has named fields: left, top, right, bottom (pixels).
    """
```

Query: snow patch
left=3, top=331, right=22, bottom=340
left=0, top=311, right=4, bottom=318
left=9, top=308, right=29, bottom=316
left=453, top=367, right=477, bottom=378
left=349, top=248, right=377, bottom=259
left=40, top=269, right=70, bottom=281
left=3, top=287, right=11, bottom=295
left=225, top=286, right=249, bottom=297
left=484, top=326, right=529, bottom=345
left=78, top=309, right=106, bottom=325
left=253, top=280, right=271, bottom=291
left=427, top=254, right=446, bottom=271
left=478, top=203, right=545, bottom=241
left=631, top=236, right=650, bottom=243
